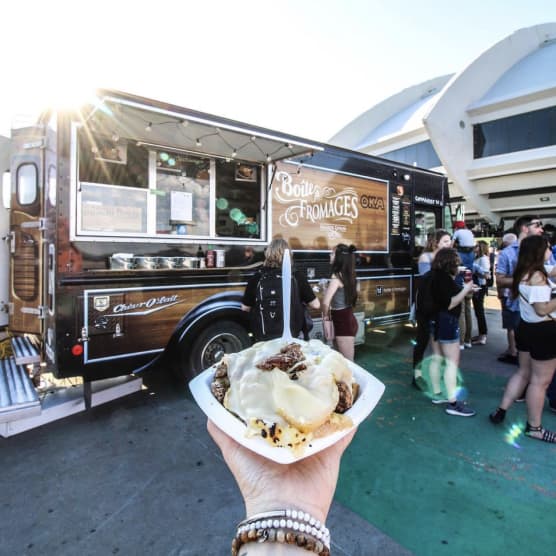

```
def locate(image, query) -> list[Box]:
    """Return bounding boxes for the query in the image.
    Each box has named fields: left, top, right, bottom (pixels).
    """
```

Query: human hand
left=207, top=419, right=356, bottom=523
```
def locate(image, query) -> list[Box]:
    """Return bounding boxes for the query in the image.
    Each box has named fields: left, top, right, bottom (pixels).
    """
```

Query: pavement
left=1, top=293, right=553, bottom=556
left=0, top=354, right=411, bottom=555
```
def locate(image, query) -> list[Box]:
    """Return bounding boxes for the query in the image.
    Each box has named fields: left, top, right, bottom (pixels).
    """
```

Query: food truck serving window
left=76, top=129, right=263, bottom=240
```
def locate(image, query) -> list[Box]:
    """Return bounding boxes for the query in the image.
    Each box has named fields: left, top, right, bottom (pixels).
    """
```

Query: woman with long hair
left=417, top=229, right=452, bottom=275
left=413, top=230, right=453, bottom=388
left=322, top=244, right=358, bottom=361
left=427, top=247, right=476, bottom=416
left=471, top=240, right=491, bottom=345
left=489, top=235, right=556, bottom=443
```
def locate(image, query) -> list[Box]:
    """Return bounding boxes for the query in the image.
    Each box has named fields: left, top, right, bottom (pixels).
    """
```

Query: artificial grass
left=337, top=338, right=556, bottom=556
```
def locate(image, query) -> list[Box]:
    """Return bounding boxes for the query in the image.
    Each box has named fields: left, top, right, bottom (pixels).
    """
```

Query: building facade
left=330, top=23, right=556, bottom=233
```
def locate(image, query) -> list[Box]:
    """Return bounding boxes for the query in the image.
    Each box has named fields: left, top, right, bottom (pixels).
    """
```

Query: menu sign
left=271, top=162, right=388, bottom=252
left=390, top=183, right=412, bottom=250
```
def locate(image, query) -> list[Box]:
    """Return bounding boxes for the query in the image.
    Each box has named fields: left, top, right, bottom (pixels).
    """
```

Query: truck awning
left=86, top=91, right=323, bottom=165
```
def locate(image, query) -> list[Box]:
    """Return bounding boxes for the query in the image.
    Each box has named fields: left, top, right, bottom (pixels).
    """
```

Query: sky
left=0, top=0, right=555, bottom=142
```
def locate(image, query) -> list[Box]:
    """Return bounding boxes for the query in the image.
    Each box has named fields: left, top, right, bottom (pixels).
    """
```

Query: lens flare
left=504, top=421, right=525, bottom=448
left=416, top=354, right=466, bottom=401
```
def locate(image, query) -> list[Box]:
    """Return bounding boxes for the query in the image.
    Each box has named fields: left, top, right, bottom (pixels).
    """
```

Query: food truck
left=0, top=89, right=449, bottom=435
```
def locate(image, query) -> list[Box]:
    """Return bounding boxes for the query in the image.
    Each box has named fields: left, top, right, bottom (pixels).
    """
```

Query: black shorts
left=515, top=319, right=556, bottom=360
left=331, top=307, right=358, bottom=336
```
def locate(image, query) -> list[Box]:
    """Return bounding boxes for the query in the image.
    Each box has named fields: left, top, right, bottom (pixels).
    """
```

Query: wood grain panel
left=271, top=162, right=388, bottom=252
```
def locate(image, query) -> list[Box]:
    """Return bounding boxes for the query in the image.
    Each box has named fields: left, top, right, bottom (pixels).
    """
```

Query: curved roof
left=329, top=74, right=452, bottom=150
left=357, top=91, right=441, bottom=148
left=469, top=39, right=556, bottom=109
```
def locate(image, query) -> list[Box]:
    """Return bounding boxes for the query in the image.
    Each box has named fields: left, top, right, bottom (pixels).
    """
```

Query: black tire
left=183, top=320, right=252, bottom=379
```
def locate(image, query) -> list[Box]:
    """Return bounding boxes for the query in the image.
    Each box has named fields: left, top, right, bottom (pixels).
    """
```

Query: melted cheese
left=223, top=339, right=353, bottom=446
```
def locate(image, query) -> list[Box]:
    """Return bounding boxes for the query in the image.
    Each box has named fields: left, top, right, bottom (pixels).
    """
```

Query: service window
left=79, top=134, right=149, bottom=188
left=215, top=160, right=261, bottom=238
left=414, top=210, right=437, bottom=249
left=155, top=151, right=211, bottom=236
left=76, top=129, right=264, bottom=240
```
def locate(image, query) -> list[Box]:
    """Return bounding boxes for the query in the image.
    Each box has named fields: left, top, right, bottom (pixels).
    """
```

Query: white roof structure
left=330, top=23, right=556, bottom=228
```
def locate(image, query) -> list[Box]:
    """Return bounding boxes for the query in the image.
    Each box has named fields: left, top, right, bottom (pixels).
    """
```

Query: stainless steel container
left=134, top=256, right=160, bottom=269
left=110, top=253, right=135, bottom=270
left=183, top=257, right=200, bottom=269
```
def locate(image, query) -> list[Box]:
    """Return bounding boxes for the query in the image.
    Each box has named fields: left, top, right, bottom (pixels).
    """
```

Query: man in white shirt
left=452, top=221, right=475, bottom=348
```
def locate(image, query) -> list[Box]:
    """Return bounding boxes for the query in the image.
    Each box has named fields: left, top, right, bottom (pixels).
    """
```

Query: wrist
left=234, top=508, right=330, bottom=556
left=244, top=501, right=328, bottom=526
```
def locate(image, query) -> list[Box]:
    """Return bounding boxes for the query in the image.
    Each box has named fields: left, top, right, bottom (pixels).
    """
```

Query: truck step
left=11, top=335, right=41, bottom=365
left=0, top=357, right=40, bottom=424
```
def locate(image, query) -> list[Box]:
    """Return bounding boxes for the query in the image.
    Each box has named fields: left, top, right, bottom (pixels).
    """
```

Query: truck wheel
left=186, top=320, right=251, bottom=378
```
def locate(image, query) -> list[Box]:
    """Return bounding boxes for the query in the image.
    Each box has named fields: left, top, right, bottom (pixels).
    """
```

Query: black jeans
left=472, top=285, right=488, bottom=336
left=413, top=312, right=430, bottom=369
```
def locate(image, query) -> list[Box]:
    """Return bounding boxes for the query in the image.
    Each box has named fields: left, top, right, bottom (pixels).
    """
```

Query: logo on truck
left=105, top=295, right=181, bottom=316
left=275, top=171, right=359, bottom=227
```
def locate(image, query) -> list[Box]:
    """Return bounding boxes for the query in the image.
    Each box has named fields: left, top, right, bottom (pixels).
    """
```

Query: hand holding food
left=210, top=338, right=358, bottom=454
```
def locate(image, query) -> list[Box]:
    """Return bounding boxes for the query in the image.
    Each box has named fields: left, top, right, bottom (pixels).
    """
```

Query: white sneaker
left=460, top=345, right=465, bottom=350
left=464, top=342, right=472, bottom=349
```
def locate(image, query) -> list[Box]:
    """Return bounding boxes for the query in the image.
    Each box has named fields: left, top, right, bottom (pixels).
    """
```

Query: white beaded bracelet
left=233, top=509, right=331, bottom=555
left=238, top=509, right=330, bottom=543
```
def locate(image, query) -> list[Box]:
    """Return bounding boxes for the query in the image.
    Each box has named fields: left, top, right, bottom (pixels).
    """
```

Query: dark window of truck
left=155, top=152, right=210, bottom=236
left=473, top=106, right=556, bottom=158
left=78, top=133, right=149, bottom=187
left=16, top=163, right=38, bottom=205
left=215, top=160, right=261, bottom=238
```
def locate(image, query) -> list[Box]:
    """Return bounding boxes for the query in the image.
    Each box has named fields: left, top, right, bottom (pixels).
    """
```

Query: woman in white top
left=470, top=240, right=491, bottom=345
left=489, top=235, right=556, bottom=443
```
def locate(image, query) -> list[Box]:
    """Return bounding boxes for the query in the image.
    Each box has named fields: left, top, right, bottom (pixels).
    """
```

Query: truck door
left=9, top=128, right=45, bottom=334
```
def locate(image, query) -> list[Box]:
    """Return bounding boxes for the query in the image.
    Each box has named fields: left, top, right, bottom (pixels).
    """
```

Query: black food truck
left=0, top=89, right=449, bottom=435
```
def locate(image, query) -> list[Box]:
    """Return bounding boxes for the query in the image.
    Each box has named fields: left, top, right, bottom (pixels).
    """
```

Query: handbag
left=322, top=313, right=335, bottom=341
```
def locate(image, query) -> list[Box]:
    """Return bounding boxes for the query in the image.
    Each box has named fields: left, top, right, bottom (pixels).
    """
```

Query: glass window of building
left=381, top=140, right=441, bottom=169
left=473, top=105, right=556, bottom=158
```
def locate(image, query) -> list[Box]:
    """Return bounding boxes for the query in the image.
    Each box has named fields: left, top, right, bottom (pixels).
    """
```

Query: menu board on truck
left=271, top=162, right=389, bottom=252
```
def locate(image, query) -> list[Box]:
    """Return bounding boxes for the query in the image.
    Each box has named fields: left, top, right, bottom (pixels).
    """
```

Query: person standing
left=428, top=248, right=476, bottom=416
left=413, top=229, right=452, bottom=389
left=495, top=216, right=546, bottom=364
left=471, top=240, right=491, bottom=345
left=322, top=244, right=358, bottom=361
left=452, top=221, right=475, bottom=349
left=496, top=232, right=517, bottom=359
left=489, top=235, right=556, bottom=443
left=241, top=238, right=320, bottom=341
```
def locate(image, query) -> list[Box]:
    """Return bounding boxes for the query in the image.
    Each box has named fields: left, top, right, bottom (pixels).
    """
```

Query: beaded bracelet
left=232, top=509, right=331, bottom=556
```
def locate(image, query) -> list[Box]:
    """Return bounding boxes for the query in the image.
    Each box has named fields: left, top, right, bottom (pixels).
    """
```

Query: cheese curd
left=222, top=338, right=354, bottom=447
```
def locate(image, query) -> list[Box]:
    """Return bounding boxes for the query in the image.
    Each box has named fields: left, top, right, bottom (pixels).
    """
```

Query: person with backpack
left=241, top=238, right=319, bottom=341
left=321, top=244, right=358, bottom=361
left=427, top=247, right=476, bottom=416
left=413, top=229, right=452, bottom=389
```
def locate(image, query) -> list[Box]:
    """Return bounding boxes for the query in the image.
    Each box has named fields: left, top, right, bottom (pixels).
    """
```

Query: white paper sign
left=170, top=190, right=193, bottom=222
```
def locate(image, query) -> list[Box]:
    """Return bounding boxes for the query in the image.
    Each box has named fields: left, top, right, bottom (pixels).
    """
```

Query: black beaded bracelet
left=232, top=509, right=331, bottom=556
left=231, top=526, right=330, bottom=556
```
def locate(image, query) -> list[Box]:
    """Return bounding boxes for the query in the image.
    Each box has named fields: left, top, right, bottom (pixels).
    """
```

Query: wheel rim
left=200, top=331, right=245, bottom=368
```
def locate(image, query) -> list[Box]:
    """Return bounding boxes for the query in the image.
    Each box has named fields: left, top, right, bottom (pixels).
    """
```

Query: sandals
left=525, top=423, right=556, bottom=443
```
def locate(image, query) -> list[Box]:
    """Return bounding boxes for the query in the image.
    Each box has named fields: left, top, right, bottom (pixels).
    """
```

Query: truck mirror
left=2, top=171, right=10, bottom=209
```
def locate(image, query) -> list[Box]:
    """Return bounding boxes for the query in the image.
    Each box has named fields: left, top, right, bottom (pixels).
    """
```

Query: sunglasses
left=527, top=220, right=543, bottom=228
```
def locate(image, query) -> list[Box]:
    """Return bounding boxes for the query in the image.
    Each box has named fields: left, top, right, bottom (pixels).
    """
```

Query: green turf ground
left=337, top=339, right=556, bottom=556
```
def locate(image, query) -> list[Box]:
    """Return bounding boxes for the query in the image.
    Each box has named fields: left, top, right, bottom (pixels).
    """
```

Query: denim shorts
left=433, top=311, right=460, bottom=344
left=501, top=308, right=520, bottom=331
